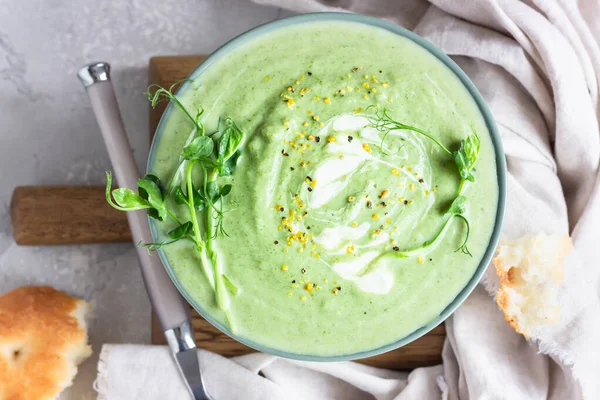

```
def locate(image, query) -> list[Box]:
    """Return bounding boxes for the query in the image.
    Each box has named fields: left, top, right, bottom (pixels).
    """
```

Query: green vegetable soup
left=144, top=21, right=498, bottom=356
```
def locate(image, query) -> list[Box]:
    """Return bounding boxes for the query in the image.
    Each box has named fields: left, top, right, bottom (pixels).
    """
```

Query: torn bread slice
left=493, top=234, right=571, bottom=337
left=0, top=286, right=92, bottom=400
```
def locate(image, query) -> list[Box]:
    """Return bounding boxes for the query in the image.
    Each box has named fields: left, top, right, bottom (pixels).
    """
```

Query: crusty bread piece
left=0, top=286, right=92, bottom=400
left=493, top=234, right=572, bottom=337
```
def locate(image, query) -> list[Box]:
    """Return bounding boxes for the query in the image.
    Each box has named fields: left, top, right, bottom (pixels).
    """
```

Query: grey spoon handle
left=78, top=62, right=210, bottom=400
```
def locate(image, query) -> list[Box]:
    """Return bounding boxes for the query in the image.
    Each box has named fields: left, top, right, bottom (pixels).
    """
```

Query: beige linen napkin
left=96, top=344, right=409, bottom=399
left=96, top=1, right=600, bottom=398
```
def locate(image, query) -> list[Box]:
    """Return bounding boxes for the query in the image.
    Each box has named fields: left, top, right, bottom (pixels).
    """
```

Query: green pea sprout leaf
left=137, top=174, right=168, bottom=221
left=216, top=118, right=244, bottom=176
left=110, top=189, right=149, bottom=210
left=167, top=221, right=194, bottom=240
left=137, top=221, right=195, bottom=253
left=105, top=171, right=151, bottom=211
left=452, top=131, right=480, bottom=183
left=220, top=150, right=241, bottom=177
left=464, top=128, right=480, bottom=168
left=220, top=184, right=232, bottom=198
left=182, top=136, right=214, bottom=160
left=206, top=181, right=220, bottom=203
left=173, top=186, right=188, bottom=205
left=218, top=117, right=244, bottom=163
left=446, top=195, right=467, bottom=216
left=173, top=186, right=206, bottom=211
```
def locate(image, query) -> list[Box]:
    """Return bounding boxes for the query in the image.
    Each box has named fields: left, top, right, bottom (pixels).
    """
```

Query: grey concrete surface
left=0, top=1, right=291, bottom=397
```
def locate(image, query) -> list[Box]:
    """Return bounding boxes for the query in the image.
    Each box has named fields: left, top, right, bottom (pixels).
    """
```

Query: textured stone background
left=0, top=1, right=292, bottom=397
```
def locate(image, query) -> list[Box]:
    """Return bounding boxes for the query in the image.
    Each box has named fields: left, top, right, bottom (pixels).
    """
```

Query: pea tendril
left=105, top=83, right=244, bottom=329
left=368, top=107, right=480, bottom=257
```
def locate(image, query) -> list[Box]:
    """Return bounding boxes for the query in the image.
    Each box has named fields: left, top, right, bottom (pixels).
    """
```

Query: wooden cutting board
left=10, top=55, right=445, bottom=369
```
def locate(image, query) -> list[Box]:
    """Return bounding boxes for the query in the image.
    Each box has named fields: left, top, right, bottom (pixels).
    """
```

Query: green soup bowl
left=147, top=12, right=506, bottom=362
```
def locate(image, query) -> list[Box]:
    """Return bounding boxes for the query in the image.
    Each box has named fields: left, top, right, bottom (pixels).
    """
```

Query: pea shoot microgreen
left=452, top=127, right=480, bottom=195
left=146, top=81, right=205, bottom=134
left=369, top=107, right=480, bottom=195
left=216, top=117, right=244, bottom=174
left=368, top=107, right=480, bottom=258
left=137, top=174, right=168, bottom=221
left=105, top=172, right=151, bottom=212
left=167, top=220, right=195, bottom=240
left=136, top=220, right=196, bottom=252
left=106, top=83, right=244, bottom=329
left=391, top=196, right=472, bottom=259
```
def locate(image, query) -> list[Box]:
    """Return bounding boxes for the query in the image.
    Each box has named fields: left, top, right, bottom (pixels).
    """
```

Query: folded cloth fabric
left=96, top=1, right=600, bottom=399
left=95, top=344, right=410, bottom=399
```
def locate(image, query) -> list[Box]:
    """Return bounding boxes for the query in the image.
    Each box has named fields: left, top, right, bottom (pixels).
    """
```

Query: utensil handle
left=78, top=62, right=189, bottom=331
